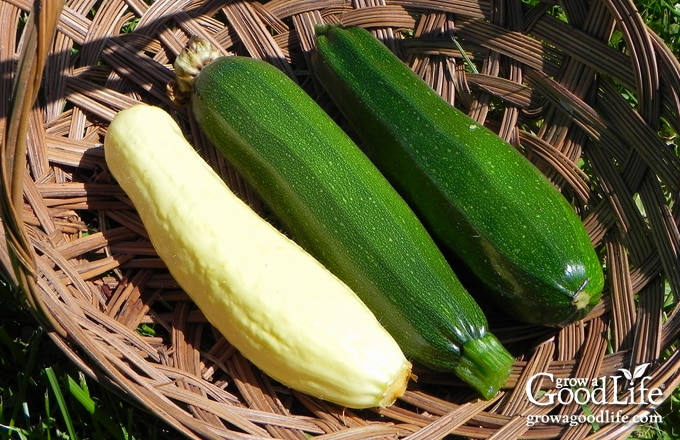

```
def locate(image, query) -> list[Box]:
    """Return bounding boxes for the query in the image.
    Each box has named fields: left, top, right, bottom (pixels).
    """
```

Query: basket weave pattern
left=1, top=0, right=679, bottom=439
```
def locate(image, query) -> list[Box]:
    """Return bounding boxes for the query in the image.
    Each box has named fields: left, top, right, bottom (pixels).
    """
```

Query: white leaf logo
left=618, top=368, right=633, bottom=382
left=618, top=363, right=650, bottom=385
left=633, top=363, right=650, bottom=380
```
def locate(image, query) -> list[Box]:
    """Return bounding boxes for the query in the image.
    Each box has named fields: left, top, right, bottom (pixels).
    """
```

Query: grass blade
left=44, top=367, right=78, bottom=440
left=67, top=375, right=96, bottom=415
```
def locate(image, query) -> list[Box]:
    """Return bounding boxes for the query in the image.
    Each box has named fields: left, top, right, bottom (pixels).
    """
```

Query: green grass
left=639, top=0, right=680, bottom=54
left=0, top=281, right=183, bottom=440
left=1, top=1, right=679, bottom=438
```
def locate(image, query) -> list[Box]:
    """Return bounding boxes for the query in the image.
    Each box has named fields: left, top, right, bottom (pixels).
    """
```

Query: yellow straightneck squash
left=104, top=104, right=411, bottom=408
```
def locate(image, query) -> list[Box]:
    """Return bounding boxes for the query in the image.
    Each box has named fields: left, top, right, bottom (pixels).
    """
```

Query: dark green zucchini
left=311, top=25, right=604, bottom=327
left=170, top=38, right=514, bottom=399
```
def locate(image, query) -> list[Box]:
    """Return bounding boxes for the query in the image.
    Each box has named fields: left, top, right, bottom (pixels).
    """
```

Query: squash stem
left=454, top=334, right=514, bottom=399
left=167, top=37, right=219, bottom=106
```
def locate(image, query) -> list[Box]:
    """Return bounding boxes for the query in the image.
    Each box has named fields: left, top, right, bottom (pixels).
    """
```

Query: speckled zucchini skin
left=311, top=25, right=604, bottom=327
left=179, top=49, right=514, bottom=398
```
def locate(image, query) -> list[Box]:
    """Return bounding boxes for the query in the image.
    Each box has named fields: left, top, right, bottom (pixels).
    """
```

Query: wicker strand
left=1, top=0, right=65, bottom=333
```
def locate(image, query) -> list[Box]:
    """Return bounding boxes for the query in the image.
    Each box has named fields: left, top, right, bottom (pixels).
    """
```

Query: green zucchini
left=170, top=38, right=514, bottom=399
left=104, top=104, right=412, bottom=408
left=311, top=25, right=604, bottom=327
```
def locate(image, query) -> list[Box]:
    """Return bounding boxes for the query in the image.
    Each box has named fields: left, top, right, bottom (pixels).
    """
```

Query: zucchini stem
left=454, top=334, right=513, bottom=399
left=167, top=37, right=219, bottom=106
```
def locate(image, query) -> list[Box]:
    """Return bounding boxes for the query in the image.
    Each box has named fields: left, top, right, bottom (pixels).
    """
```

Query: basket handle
left=1, top=0, right=65, bottom=334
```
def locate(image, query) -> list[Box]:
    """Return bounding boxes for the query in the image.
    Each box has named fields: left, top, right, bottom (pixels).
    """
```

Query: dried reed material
left=1, top=0, right=678, bottom=439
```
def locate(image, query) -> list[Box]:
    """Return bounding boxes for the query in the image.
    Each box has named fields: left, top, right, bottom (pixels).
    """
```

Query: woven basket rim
left=1, top=0, right=679, bottom=439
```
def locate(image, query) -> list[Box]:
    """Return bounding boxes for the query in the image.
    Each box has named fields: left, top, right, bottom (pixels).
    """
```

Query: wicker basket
left=1, top=0, right=679, bottom=438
